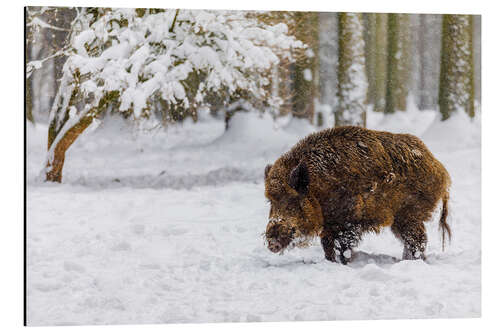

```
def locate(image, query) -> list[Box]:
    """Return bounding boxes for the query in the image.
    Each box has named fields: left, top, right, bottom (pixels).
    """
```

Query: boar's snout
left=265, top=221, right=296, bottom=253
left=267, top=239, right=283, bottom=253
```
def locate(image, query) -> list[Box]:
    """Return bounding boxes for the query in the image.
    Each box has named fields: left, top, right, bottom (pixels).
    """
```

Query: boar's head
left=263, top=161, right=323, bottom=254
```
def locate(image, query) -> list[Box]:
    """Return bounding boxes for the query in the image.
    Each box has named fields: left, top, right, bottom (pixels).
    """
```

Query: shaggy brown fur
left=264, top=126, right=451, bottom=264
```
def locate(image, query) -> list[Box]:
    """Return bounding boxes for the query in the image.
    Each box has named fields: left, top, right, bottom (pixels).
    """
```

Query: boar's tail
left=439, top=191, right=451, bottom=251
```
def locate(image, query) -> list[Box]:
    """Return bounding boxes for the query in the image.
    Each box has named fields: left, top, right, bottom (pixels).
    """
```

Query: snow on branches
left=43, top=7, right=304, bottom=182
left=63, top=8, right=304, bottom=120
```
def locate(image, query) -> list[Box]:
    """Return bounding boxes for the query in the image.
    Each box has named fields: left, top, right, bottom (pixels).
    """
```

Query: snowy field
left=26, top=109, right=481, bottom=325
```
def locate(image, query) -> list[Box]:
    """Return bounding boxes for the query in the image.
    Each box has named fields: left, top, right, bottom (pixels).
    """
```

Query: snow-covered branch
left=59, top=9, right=304, bottom=120
left=27, top=17, right=70, bottom=32
left=26, top=46, right=72, bottom=79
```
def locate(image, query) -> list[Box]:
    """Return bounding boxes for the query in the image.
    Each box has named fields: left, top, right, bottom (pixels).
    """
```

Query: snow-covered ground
left=26, top=108, right=481, bottom=325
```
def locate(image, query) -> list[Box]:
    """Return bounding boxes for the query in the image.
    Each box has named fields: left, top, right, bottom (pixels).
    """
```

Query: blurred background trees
left=335, top=13, right=367, bottom=127
left=439, top=14, right=475, bottom=120
left=25, top=7, right=481, bottom=182
left=384, top=13, right=411, bottom=114
left=26, top=9, right=481, bottom=126
left=290, top=12, right=319, bottom=121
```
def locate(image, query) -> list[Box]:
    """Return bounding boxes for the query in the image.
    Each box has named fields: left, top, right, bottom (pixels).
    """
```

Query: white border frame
left=3, top=1, right=498, bottom=332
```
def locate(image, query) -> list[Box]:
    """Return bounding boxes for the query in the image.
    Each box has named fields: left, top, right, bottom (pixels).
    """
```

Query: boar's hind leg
left=391, top=218, right=427, bottom=261
left=321, top=224, right=362, bottom=265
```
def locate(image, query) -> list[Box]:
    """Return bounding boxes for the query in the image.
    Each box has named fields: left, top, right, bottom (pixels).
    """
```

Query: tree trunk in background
left=385, top=14, right=410, bottom=114
left=374, top=13, right=388, bottom=112
left=26, top=78, right=34, bottom=123
left=25, top=9, right=34, bottom=124
left=408, top=14, right=420, bottom=107
left=318, top=12, right=338, bottom=114
left=277, top=61, right=294, bottom=117
left=416, top=14, right=442, bottom=110
left=363, top=13, right=376, bottom=105
left=418, top=14, right=429, bottom=109
left=29, top=7, right=75, bottom=123
left=50, top=8, right=75, bottom=114
left=335, top=13, right=367, bottom=127
left=292, top=12, right=319, bottom=121
left=473, top=15, right=481, bottom=106
left=438, top=15, right=475, bottom=120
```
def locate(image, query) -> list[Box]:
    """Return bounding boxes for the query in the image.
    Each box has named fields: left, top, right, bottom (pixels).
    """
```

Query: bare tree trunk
left=45, top=114, right=94, bottom=182
left=335, top=13, right=367, bottom=127
left=25, top=8, right=34, bottom=124
left=363, top=13, right=377, bottom=105
left=374, top=13, right=388, bottom=112
left=292, top=12, right=319, bottom=121
left=417, top=14, right=442, bottom=110
left=26, top=76, right=34, bottom=123
left=438, top=15, right=475, bottom=120
left=418, top=14, right=426, bottom=110
left=385, top=14, right=410, bottom=114
left=473, top=15, right=481, bottom=106
left=318, top=12, right=338, bottom=113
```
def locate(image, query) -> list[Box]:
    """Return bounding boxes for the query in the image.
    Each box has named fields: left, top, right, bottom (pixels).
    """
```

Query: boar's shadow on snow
left=263, top=126, right=451, bottom=265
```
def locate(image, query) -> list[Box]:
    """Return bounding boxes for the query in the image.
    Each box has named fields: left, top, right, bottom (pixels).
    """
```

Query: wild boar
left=264, top=126, right=451, bottom=264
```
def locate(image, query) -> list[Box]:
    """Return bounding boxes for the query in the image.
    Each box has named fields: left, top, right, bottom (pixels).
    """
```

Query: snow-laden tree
left=439, top=14, right=475, bottom=120
left=335, top=13, right=368, bottom=127
left=41, top=8, right=303, bottom=182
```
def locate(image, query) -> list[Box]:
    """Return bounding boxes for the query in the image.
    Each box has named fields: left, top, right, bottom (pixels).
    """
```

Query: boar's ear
left=264, top=164, right=273, bottom=180
left=289, top=161, right=309, bottom=195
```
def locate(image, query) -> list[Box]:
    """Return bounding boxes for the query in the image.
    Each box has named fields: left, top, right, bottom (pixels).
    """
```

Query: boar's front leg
left=321, top=223, right=362, bottom=264
left=320, top=231, right=338, bottom=263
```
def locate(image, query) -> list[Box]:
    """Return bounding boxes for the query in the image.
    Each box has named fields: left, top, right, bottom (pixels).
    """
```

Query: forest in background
left=25, top=7, right=481, bottom=183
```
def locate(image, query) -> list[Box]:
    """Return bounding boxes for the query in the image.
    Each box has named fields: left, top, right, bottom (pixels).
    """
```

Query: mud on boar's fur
left=264, top=126, right=451, bottom=264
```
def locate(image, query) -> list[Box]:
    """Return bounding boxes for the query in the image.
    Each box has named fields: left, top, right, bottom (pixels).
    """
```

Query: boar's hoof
left=325, top=252, right=336, bottom=262
left=324, top=249, right=351, bottom=265
left=402, top=244, right=426, bottom=261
